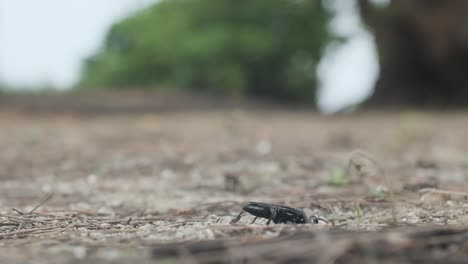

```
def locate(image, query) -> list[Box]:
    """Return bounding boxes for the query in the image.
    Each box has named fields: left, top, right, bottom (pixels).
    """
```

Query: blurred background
left=2, top=2, right=468, bottom=259
left=5, top=0, right=460, bottom=113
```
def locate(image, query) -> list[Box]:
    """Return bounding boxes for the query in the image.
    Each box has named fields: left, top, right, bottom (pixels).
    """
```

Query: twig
left=0, top=225, right=72, bottom=239
left=29, top=193, right=53, bottom=214
left=16, top=222, right=24, bottom=231
left=36, top=209, right=99, bottom=216
left=12, top=208, right=24, bottom=215
left=0, top=214, right=52, bottom=224
left=0, top=222, right=18, bottom=227
left=419, top=188, right=468, bottom=197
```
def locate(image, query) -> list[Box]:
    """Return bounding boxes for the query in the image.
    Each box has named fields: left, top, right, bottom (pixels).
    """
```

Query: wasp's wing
left=242, top=202, right=273, bottom=219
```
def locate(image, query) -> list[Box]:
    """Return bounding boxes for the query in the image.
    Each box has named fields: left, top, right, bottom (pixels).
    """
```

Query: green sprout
left=463, top=155, right=468, bottom=166
left=25, top=127, right=43, bottom=145
left=326, top=168, right=349, bottom=187
left=369, top=186, right=388, bottom=199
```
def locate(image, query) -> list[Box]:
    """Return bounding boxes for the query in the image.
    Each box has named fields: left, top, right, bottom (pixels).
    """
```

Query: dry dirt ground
left=0, top=109, right=468, bottom=263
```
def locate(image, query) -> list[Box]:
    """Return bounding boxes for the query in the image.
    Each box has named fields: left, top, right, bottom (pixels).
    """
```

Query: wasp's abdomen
left=242, top=203, right=272, bottom=218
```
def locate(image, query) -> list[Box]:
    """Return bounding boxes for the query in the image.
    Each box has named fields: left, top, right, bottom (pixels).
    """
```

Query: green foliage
left=24, top=126, right=43, bottom=145
left=79, top=0, right=334, bottom=104
left=368, top=186, right=388, bottom=199
left=326, top=167, right=349, bottom=187
left=464, top=155, right=468, bottom=166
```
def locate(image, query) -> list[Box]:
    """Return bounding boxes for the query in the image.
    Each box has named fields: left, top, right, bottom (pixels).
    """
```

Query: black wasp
left=231, top=202, right=328, bottom=225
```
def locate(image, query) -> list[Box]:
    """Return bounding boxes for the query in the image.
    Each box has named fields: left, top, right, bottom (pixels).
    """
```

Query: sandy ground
left=0, top=109, right=468, bottom=263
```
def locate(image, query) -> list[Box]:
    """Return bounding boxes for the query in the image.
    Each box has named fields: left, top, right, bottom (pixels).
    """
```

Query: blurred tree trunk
left=359, top=0, right=468, bottom=107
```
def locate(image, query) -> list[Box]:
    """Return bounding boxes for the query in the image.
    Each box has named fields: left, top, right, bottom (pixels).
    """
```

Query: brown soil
left=1, top=108, right=467, bottom=263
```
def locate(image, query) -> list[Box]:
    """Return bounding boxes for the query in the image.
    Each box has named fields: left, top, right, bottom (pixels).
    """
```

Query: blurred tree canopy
left=359, top=0, right=468, bottom=108
left=79, top=0, right=334, bottom=104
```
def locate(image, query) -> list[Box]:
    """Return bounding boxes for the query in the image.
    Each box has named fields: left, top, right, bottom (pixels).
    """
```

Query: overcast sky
left=0, top=0, right=154, bottom=87
left=0, top=0, right=378, bottom=112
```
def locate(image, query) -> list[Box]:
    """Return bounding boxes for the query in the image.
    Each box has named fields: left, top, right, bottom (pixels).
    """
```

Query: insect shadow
left=231, top=202, right=328, bottom=225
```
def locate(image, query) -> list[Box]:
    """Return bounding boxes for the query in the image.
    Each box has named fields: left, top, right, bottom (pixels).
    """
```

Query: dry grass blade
left=0, top=214, right=52, bottom=224
left=28, top=193, right=53, bottom=214
left=419, top=188, right=468, bottom=197
left=0, top=224, right=74, bottom=239
left=348, top=150, right=398, bottom=225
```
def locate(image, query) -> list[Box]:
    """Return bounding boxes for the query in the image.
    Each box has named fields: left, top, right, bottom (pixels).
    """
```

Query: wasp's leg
left=308, top=215, right=329, bottom=224
left=266, top=209, right=277, bottom=225
left=316, top=217, right=329, bottom=224
left=251, top=217, right=257, bottom=224
left=307, top=215, right=318, bottom=224
left=230, top=211, right=244, bottom=224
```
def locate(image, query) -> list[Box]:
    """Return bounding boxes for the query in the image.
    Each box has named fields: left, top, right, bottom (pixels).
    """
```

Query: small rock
left=255, top=140, right=272, bottom=155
